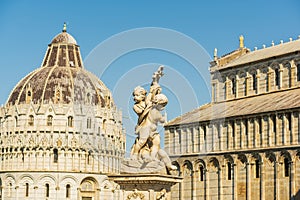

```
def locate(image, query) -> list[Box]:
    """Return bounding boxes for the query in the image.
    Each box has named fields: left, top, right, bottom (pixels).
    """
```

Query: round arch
left=79, top=177, right=99, bottom=200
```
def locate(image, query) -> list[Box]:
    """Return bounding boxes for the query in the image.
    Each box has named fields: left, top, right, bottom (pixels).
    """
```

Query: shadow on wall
left=293, top=189, right=300, bottom=200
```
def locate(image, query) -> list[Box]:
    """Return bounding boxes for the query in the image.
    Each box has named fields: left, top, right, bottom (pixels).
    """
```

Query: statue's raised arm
left=151, top=65, right=164, bottom=85
left=147, top=66, right=164, bottom=104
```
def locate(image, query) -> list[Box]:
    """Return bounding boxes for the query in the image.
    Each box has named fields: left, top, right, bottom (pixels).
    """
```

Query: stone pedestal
left=110, top=174, right=182, bottom=200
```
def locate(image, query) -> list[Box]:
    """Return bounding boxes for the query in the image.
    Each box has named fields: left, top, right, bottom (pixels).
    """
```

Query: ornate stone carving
left=156, top=189, right=167, bottom=200
left=127, top=189, right=145, bottom=200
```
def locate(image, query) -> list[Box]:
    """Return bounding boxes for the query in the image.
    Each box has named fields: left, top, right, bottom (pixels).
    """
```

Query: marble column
left=233, top=164, right=237, bottom=200
left=192, top=171, right=196, bottom=200
left=235, top=75, right=239, bottom=98
left=290, top=60, right=296, bottom=87
left=246, top=162, right=251, bottom=200
left=205, top=169, right=209, bottom=200
left=245, top=73, right=250, bottom=96
left=225, top=77, right=230, bottom=100
left=219, top=168, right=223, bottom=200
left=275, top=161, right=279, bottom=200
left=256, top=69, right=261, bottom=94
left=219, top=123, right=223, bottom=151
left=260, top=161, right=265, bottom=200
left=279, top=65, right=283, bottom=89
left=290, top=161, right=295, bottom=198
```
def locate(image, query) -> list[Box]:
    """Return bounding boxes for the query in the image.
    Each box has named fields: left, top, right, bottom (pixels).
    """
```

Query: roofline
left=215, top=50, right=300, bottom=72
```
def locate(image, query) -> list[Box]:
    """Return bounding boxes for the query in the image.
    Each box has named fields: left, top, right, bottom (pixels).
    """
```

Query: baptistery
left=0, top=24, right=125, bottom=199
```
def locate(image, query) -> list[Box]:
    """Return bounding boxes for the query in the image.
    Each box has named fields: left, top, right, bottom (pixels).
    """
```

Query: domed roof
left=51, top=32, right=77, bottom=45
left=7, top=25, right=114, bottom=108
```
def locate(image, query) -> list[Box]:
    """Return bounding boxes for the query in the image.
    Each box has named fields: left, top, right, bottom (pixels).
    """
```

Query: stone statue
left=121, top=66, right=176, bottom=174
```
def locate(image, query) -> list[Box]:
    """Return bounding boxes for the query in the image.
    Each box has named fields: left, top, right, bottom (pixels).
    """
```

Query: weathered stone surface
left=121, top=158, right=166, bottom=174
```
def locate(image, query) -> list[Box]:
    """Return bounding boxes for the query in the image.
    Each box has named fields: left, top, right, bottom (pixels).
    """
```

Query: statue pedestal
left=110, top=174, right=182, bottom=200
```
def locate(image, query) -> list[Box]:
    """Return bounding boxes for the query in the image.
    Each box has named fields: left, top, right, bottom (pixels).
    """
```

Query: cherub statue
left=130, top=66, right=176, bottom=171
left=130, top=66, right=165, bottom=160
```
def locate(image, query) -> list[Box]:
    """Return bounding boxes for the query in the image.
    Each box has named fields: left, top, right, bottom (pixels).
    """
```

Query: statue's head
left=153, top=93, right=168, bottom=108
left=133, top=86, right=147, bottom=103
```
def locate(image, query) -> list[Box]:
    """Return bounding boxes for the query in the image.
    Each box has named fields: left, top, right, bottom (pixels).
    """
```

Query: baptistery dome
left=7, top=28, right=112, bottom=108
left=0, top=25, right=125, bottom=199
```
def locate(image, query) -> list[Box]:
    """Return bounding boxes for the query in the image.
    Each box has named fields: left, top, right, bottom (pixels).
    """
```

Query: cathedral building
left=0, top=24, right=126, bottom=200
left=165, top=36, right=300, bottom=199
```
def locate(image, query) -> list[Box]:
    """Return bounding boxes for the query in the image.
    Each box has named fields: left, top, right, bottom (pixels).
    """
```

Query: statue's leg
left=131, top=138, right=147, bottom=160
left=158, top=149, right=177, bottom=170
left=130, top=126, right=150, bottom=160
left=150, top=134, right=160, bottom=160
left=130, top=138, right=137, bottom=158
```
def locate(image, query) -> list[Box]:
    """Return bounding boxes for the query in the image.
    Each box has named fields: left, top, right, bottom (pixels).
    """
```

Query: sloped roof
left=166, top=87, right=300, bottom=126
left=218, top=39, right=300, bottom=70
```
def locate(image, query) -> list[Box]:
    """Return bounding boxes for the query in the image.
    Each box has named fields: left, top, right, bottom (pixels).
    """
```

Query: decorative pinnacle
left=62, top=22, right=67, bottom=32
left=239, top=35, right=244, bottom=48
left=214, top=48, right=218, bottom=60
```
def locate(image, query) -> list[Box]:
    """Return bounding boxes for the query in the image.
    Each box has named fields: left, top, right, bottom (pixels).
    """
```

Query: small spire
left=62, top=22, right=67, bottom=32
left=239, top=35, right=244, bottom=48
left=214, top=48, right=218, bottom=60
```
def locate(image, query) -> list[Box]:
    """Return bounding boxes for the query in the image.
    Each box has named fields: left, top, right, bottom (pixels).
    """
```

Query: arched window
left=25, top=183, right=29, bottom=197
left=66, top=184, right=71, bottom=198
left=45, top=184, right=50, bottom=197
left=53, top=149, right=58, bottom=163
left=287, top=113, right=292, bottom=132
left=28, top=115, right=34, bottom=126
left=102, top=119, right=106, bottom=130
left=227, top=162, right=232, bottom=180
left=284, top=158, right=290, bottom=177
left=230, top=120, right=235, bottom=137
left=252, top=73, right=257, bottom=92
left=202, top=125, right=206, bottom=141
left=297, top=64, right=300, bottom=82
left=272, top=114, right=276, bottom=133
left=244, top=119, right=248, bottom=135
left=255, top=160, right=260, bottom=178
left=15, top=116, right=18, bottom=127
left=275, top=68, right=280, bottom=86
left=68, top=116, right=73, bottom=127
left=231, top=78, right=236, bottom=95
left=199, top=165, right=204, bottom=182
left=87, top=93, right=91, bottom=104
left=87, top=117, right=91, bottom=129
left=258, top=117, right=262, bottom=134
left=47, top=115, right=53, bottom=126
left=26, top=89, right=32, bottom=103
left=8, top=183, right=12, bottom=197
left=87, top=151, right=92, bottom=165
left=212, top=83, right=217, bottom=102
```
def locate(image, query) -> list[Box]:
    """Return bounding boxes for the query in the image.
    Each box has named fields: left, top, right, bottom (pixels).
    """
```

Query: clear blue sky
left=1, top=0, right=300, bottom=152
